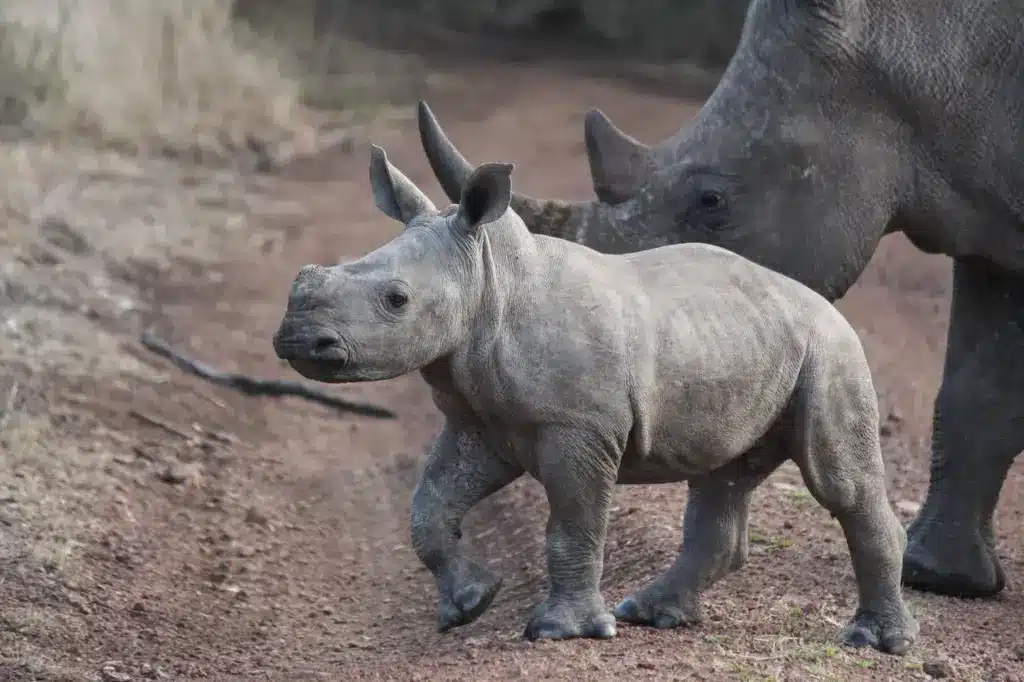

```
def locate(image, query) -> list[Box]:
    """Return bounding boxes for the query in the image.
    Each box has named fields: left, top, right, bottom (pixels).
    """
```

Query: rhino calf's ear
left=458, top=162, right=514, bottom=232
left=368, top=144, right=436, bottom=225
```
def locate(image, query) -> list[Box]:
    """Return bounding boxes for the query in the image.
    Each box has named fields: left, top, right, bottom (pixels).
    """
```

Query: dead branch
left=138, top=329, right=396, bottom=420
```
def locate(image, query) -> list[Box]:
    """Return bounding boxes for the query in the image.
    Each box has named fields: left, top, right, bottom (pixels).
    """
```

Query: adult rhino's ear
left=369, top=144, right=436, bottom=225
left=584, top=108, right=653, bottom=205
left=457, top=162, right=514, bottom=233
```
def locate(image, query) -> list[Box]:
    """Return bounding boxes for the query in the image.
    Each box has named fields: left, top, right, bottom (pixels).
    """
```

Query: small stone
left=923, top=659, right=955, bottom=679
left=66, top=592, right=92, bottom=615
left=209, top=561, right=232, bottom=584
left=637, top=661, right=656, bottom=670
left=244, top=506, right=270, bottom=526
left=39, top=216, right=92, bottom=254
left=157, top=462, right=202, bottom=485
left=100, top=661, right=132, bottom=682
left=114, top=551, right=135, bottom=566
left=139, top=663, right=163, bottom=679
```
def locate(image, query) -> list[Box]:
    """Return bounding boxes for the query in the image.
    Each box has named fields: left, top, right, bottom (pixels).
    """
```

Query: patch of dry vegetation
left=0, top=0, right=432, bottom=164
left=0, top=0, right=309, bottom=157
left=697, top=596, right=936, bottom=682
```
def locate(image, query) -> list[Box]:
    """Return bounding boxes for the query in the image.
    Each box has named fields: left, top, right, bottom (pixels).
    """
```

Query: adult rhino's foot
left=523, top=594, right=616, bottom=642
left=437, top=563, right=503, bottom=632
left=613, top=588, right=701, bottom=629
left=903, top=522, right=1005, bottom=597
left=838, top=607, right=919, bottom=656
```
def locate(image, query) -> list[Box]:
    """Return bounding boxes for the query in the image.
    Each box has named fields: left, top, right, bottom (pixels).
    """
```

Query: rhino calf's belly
left=614, top=431, right=777, bottom=485
left=615, top=457, right=704, bottom=485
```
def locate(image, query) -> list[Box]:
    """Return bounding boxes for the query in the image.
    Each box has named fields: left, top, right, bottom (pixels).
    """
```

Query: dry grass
left=0, top=0, right=304, bottom=155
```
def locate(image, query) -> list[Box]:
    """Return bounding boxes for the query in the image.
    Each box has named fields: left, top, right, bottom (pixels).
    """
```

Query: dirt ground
left=1, top=55, right=1022, bottom=682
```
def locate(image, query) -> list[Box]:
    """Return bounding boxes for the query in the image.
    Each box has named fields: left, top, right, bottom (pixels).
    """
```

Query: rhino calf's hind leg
left=525, top=427, right=619, bottom=642
left=794, top=353, right=918, bottom=655
left=410, top=423, right=523, bottom=632
left=904, top=259, right=1023, bottom=597
left=614, top=448, right=784, bottom=629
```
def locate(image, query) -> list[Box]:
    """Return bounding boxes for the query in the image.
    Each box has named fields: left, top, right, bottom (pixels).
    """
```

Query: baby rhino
left=273, top=145, right=919, bottom=654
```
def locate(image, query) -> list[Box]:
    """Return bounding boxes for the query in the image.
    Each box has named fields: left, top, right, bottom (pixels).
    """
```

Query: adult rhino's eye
left=697, top=189, right=726, bottom=211
left=385, top=290, right=409, bottom=311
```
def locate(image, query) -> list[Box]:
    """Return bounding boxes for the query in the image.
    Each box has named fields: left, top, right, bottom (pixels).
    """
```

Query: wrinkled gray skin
left=416, top=0, right=1024, bottom=599
left=273, top=145, right=919, bottom=653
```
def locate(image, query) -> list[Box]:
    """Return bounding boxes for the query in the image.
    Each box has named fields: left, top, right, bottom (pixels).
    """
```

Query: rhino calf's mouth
left=286, top=356, right=348, bottom=383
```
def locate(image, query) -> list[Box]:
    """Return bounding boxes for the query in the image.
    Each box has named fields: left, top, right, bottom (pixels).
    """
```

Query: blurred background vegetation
left=331, top=0, right=751, bottom=65
left=0, top=0, right=750, bottom=157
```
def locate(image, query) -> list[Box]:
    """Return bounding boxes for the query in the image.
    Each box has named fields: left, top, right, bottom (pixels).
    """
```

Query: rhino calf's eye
left=385, top=290, right=409, bottom=310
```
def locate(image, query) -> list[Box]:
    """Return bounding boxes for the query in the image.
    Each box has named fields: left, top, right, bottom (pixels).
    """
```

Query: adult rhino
left=416, top=0, right=1023, bottom=599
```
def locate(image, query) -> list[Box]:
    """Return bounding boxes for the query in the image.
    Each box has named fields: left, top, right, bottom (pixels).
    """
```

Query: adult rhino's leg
left=904, top=258, right=1024, bottom=597
left=524, top=427, right=619, bottom=642
left=614, top=446, right=783, bottom=629
left=410, top=422, right=523, bottom=632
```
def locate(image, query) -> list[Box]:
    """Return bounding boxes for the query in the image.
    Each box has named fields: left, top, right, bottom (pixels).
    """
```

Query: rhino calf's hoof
left=524, top=600, right=617, bottom=641
left=837, top=608, right=919, bottom=656
left=437, top=570, right=503, bottom=632
left=613, top=594, right=701, bottom=629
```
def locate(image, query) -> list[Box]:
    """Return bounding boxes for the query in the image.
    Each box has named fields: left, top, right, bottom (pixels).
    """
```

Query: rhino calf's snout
left=272, top=322, right=345, bottom=361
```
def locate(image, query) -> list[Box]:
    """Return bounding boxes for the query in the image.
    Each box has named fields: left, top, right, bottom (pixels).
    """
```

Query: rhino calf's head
left=273, top=145, right=515, bottom=383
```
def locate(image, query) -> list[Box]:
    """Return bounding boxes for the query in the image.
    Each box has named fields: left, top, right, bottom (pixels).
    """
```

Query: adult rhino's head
left=273, top=145, right=517, bottom=383
left=420, top=0, right=914, bottom=301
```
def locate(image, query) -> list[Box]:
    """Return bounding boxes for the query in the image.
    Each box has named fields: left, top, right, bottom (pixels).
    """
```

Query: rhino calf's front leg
left=525, top=427, right=619, bottom=642
left=410, top=423, right=523, bottom=632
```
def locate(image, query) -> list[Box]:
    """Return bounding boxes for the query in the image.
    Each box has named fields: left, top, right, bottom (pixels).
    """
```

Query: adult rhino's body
left=417, top=0, right=1024, bottom=598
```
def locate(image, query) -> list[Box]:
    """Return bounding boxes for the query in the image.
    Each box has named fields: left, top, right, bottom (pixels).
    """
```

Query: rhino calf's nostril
left=313, top=332, right=340, bottom=353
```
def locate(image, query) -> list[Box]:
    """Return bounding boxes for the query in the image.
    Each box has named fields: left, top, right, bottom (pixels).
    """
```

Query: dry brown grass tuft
left=0, top=0, right=303, bottom=155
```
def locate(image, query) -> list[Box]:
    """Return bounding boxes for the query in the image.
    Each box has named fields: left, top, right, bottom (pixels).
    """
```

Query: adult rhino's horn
left=584, top=108, right=653, bottom=205
left=416, top=99, right=554, bottom=224
left=417, top=100, right=473, bottom=202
